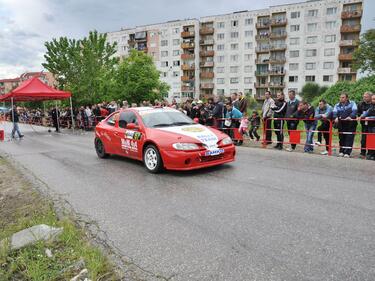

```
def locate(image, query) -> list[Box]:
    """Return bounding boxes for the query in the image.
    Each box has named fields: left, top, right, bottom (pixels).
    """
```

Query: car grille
left=200, top=154, right=224, bottom=162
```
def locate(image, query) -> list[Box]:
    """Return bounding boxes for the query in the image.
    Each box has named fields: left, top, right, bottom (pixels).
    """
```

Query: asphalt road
left=1, top=123, right=375, bottom=281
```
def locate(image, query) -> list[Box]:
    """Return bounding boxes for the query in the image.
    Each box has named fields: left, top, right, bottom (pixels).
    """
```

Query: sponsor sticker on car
left=205, top=149, right=224, bottom=156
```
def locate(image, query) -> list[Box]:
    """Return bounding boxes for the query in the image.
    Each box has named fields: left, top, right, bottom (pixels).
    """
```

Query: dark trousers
left=317, top=122, right=330, bottom=151
left=360, top=124, right=369, bottom=156
left=249, top=126, right=260, bottom=140
left=338, top=121, right=357, bottom=155
left=368, top=127, right=375, bottom=158
left=287, top=120, right=299, bottom=149
left=273, top=119, right=284, bottom=147
left=263, top=118, right=272, bottom=144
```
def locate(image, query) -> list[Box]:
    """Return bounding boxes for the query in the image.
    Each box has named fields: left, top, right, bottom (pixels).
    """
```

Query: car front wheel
left=95, top=138, right=109, bottom=159
left=143, top=144, right=163, bottom=173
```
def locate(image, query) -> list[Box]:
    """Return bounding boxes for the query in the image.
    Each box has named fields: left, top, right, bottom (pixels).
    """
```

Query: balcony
left=200, top=27, right=214, bottom=35
left=341, top=10, right=362, bottom=19
left=269, top=31, right=287, bottom=39
left=200, top=61, right=214, bottom=68
left=256, top=21, right=270, bottom=29
left=200, top=50, right=215, bottom=57
left=255, top=93, right=266, bottom=100
left=270, top=44, right=287, bottom=51
left=338, top=67, right=356, bottom=74
left=128, top=39, right=136, bottom=45
left=339, top=39, right=359, bottom=47
left=270, top=18, right=287, bottom=27
left=181, top=53, right=195, bottom=60
left=255, top=34, right=270, bottom=41
left=255, top=71, right=269, bottom=77
left=181, top=76, right=195, bottom=82
left=269, top=70, right=286, bottom=76
left=254, top=83, right=269, bottom=88
left=200, top=83, right=214, bottom=89
left=339, top=53, right=353, bottom=60
left=256, top=46, right=270, bottom=53
left=200, top=72, right=214, bottom=79
left=181, top=31, right=195, bottom=38
left=181, top=64, right=195, bottom=71
left=181, top=42, right=195, bottom=49
left=199, top=39, right=214, bottom=45
left=269, top=57, right=286, bottom=64
left=181, top=86, right=195, bottom=92
left=255, top=58, right=269, bottom=64
left=340, top=25, right=361, bottom=33
left=269, top=82, right=285, bottom=88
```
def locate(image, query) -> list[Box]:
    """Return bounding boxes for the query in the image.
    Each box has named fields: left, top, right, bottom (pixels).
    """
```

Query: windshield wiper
left=171, top=121, right=195, bottom=126
left=152, top=123, right=174, bottom=127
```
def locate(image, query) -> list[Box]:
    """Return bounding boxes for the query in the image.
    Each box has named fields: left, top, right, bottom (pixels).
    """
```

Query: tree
left=114, top=50, right=170, bottom=104
left=43, top=31, right=119, bottom=105
left=353, top=29, right=375, bottom=74
left=300, top=82, right=321, bottom=103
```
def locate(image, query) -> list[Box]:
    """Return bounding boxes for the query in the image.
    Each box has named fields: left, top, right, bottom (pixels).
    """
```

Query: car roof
left=130, top=107, right=180, bottom=114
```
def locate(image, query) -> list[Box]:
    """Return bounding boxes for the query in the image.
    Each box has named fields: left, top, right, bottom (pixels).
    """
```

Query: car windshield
left=140, top=110, right=196, bottom=128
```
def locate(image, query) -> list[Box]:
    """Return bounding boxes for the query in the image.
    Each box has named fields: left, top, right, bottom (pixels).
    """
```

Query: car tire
left=143, top=144, right=163, bottom=173
left=95, top=138, right=109, bottom=159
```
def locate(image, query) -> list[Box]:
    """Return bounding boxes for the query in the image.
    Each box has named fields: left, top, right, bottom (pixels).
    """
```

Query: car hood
left=154, top=124, right=221, bottom=150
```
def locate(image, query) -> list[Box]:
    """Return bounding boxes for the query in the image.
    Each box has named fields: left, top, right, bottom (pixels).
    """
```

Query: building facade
left=106, top=0, right=363, bottom=101
left=0, top=72, right=56, bottom=95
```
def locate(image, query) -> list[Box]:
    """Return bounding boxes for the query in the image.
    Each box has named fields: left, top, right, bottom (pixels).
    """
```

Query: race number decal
left=121, top=139, right=138, bottom=152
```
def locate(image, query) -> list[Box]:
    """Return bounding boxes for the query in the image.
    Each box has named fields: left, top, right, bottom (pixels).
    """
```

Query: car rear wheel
left=143, top=144, right=163, bottom=173
left=95, top=138, right=109, bottom=159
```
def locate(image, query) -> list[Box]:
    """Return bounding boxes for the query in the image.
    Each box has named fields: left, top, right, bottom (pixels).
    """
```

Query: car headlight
left=172, top=143, right=200, bottom=150
left=221, top=137, right=233, bottom=145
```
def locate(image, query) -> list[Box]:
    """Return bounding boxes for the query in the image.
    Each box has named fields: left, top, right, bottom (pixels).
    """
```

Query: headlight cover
left=172, top=143, right=200, bottom=151
left=221, top=137, right=233, bottom=145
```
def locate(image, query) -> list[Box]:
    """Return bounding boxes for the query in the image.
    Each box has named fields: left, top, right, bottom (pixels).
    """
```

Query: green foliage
left=113, top=50, right=169, bottom=104
left=300, top=82, right=322, bottom=103
left=312, top=75, right=375, bottom=106
left=43, top=31, right=119, bottom=105
left=353, top=29, right=375, bottom=74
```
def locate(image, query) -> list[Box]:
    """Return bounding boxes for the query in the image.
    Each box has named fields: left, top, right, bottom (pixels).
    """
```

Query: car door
left=100, top=112, right=119, bottom=155
left=116, top=110, right=143, bottom=159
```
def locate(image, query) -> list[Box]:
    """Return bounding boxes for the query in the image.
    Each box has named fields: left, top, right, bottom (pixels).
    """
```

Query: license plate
left=205, top=149, right=224, bottom=156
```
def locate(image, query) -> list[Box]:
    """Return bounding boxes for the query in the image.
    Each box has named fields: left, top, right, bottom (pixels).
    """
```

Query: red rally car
left=94, top=107, right=236, bottom=173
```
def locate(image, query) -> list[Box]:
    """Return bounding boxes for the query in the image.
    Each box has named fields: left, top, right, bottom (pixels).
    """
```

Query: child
left=249, top=111, right=261, bottom=141
left=238, top=112, right=250, bottom=137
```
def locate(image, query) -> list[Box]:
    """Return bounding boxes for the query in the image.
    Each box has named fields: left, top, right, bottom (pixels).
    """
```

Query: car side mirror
left=126, top=123, right=138, bottom=130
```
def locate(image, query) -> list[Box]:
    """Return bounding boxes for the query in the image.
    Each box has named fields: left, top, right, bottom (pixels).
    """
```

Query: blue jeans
left=11, top=122, right=22, bottom=138
left=304, top=123, right=316, bottom=152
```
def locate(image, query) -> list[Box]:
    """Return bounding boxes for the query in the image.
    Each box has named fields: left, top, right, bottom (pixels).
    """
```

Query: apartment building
left=0, top=72, right=56, bottom=95
left=106, top=0, right=363, bottom=101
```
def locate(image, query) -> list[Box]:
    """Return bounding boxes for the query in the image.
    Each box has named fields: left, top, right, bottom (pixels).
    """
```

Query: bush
left=312, top=75, right=375, bottom=106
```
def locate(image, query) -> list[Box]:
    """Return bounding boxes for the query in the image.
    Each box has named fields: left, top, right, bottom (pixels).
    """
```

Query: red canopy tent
left=0, top=75, right=74, bottom=132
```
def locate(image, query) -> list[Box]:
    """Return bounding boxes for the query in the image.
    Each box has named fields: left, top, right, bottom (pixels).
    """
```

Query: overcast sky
left=0, top=0, right=374, bottom=78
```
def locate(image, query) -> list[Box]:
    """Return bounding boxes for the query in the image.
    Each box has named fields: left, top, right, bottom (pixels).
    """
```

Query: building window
left=291, top=11, right=300, bottom=18
left=217, top=55, right=225, bottom=63
left=325, top=21, right=337, bottom=30
left=324, top=48, right=335, bottom=56
left=230, top=77, right=239, bottom=84
left=231, top=20, right=239, bottom=27
left=244, top=54, right=252, bottom=61
left=323, top=62, right=334, bottom=69
left=217, top=78, right=225, bottom=84
left=217, top=67, right=225, bottom=73
left=306, top=36, right=318, bottom=45
left=173, top=28, right=180, bottom=34
left=230, top=32, right=239, bottom=39
left=173, top=60, right=180, bottom=66
left=173, top=50, right=180, bottom=56
left=307, top=23, right=318, bottom=32
left=173, top=71, right=180, bottom=77
left=230, top=66, right=239, bottom=73
left=173, top=39, right=180, bottom=46
left=161, top=51, right=169, bottom=57
left=230, top=55, right=239, bottom=62
left=244, top=42, right=252, bottom=49
left=307, top=9, right=318, bottom=17
left=244, top=77, right=252, bottom=84
left=289, top=63, right=299, bottom=71
left=325, top=35, right=336, bottom=43
left=217, top=33, right=225, bottom=40
left=217, top=22, right=225, bottom=28
left=305, top=75, right=315, bottom=82
left=245, top=18, right=253, bottom=25
left=161, top=72, right=167, bottom=77
left=305, top=63, right=316, bottom=70
left=161, top=61, right=168, bottom=67
left=245, top=30, right=253, bottom=37
left=217, top=44, right=225, bottom=51
left=326, top=7, right=337, bottom=15
left=290, top=37, right=300, bottom=45
left=323, top=75, right=333, bottom=82
left=244, top=65, right=252, bottom=73
left=289, top=76, right=298, bottom=82
left=289, top=50, right=300, bottom=58
left=161, top=40, right=168, bottom=47
left=290, top=25, right=300, bottom=32
left=217, top=89, right=225, bottom=95
left=231, top=43, right=239, bottom=50
left=305, top=49, right=317, bottom=57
